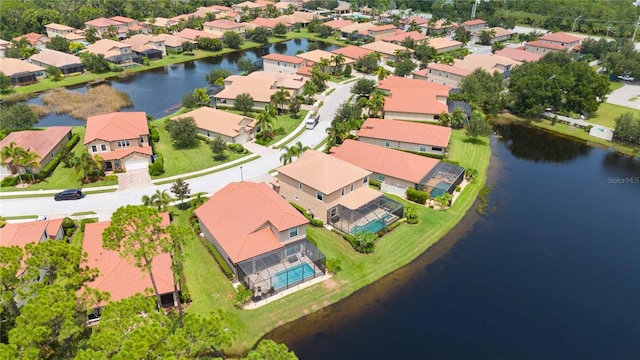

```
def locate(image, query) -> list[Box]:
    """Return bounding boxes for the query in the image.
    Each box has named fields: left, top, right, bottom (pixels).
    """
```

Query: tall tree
left=0, top=72, right=12, bottom=93
left=170, top=178, right=191, bottom=205
left=167, top=116, right=198, bottom=148
left=366, top=91, right=386, bottom=118
left=237, top=57, right=256, bottom=74
left=151, top=189, right=171, bottom=212
left=102, top=205, right=171, bottom=309
left=0, top=103, right=38, bottom=133
left=205, top=68, right=232, bottom=85
left=466, top=110, right=493, bottom=139
left=234, top=93, right=255, bottom=116
left=393, top=58, right=417, bottom=77
left=223, top=31, right=242, bottom=49
left=273, top=22, right=288, bottom=37
left=1, top=142, right=25, bottom=182
left=210, top=135, right=227, bottom=160
left=460, top=69, right=505, bottom=116
left=454, top=27, right=471, bottom=45
left=19, top=149, right=41, bottom=182
left=47, top=36, right=71, bottom=53
left=193, top=88, right=210, bottom=106
left=243, top=340, right=298, bottom=360
left=250, top=26, right=271, bottom=44
left=71, top=151, right=99, bottom=182
left=256, top=105, right=277, bottom=140
left=270, top=86, right=290, bottom=113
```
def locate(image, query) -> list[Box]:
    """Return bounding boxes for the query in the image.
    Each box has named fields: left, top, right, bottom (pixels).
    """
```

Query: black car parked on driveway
left=54, top=189, right=83, bottom=201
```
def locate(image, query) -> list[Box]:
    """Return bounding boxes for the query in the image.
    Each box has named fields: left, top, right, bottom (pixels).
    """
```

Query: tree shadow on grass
left=462, top=137, right=487, bottom=146
left=171, top=140, right=202, bottom=150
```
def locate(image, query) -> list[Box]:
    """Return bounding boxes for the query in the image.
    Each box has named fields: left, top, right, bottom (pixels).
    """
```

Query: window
left=101, top=144, right=107, bottom=151
left=419, top=145, right=427, bottom=152
left=363, top=177, right=368, bottom=184
left=277, top=61, right=280, bottom=66
left=289, top=226, right=298, bottom=238
left=438, top=71, right=442, bottom=77
left=51, top=152, right=55, bottom=158
left=140, top=135, right=144, bottom=144
left=341, top=188, right=345, bottom=196
left=117, top=140, right=130, bottom=148
left=285, top=243, right=300, bottom=256
left=316, top=191, right=323, bottom=201
left=91, top=145, right=97, bottom=153
left=294, top=64, right=297, bottom=69
left=428, top=69, right=432, bottom=74
left=378, top=174, right=385, bottom=182
left=350, top=183, right=354, bottom=191
left=294, top=195, right=299, bottom=200
left=384, top=140, right=390, bottom=148
left=445, top=73, right=449, bottom=78
left=432, top=147, right=443, bottom=152
left=298, top=182, right=303, bottom=190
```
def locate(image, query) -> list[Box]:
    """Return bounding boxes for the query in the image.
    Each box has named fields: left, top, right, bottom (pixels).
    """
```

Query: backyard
left=176, top=129, right=492, bottom=354
left=587, top=102, right=640, bottom=128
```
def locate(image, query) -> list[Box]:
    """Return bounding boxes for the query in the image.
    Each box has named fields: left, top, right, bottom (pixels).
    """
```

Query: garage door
left=124, top=158, right=149, bottom=171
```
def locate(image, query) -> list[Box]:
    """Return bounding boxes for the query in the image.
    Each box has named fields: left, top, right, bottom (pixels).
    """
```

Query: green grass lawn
left=173, top=129, right=491, bottom=354
left=609, top=81, right=624, bottom=92
left=224, top=109, right=307, bottom=147
left=588, top=103, right=640, bottom=128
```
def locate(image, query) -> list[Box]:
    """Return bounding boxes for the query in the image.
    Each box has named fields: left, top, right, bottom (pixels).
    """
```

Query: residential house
left=232, top=1, right=266, bottom=12
left=413, top=63, right=472, bottom=88
left=171, top=107, right=256, bottom=143
left=195, top=181, right=326, bottom=297
left=144, top=17, right=178, bottom=31
left=357, top=117, right=451, bottom=157
left=29, top=49, right=83, bottom=75
left=84, top=17, right=128, bottom=39
left=537, top=32, right=581, bottom=50
left=44, top=23, right=85, bottom=43
left=359, top=41, right=413, bottom=63
left=323, top=19, right=355, bottom=30
left=274, top=150, right=404, bottom=234
left=420, top=19, right=458, bottom=37
left=495, top=47, right=543, bottom=62
left=84, top=39, right=134, bottom=66
left=381, top=31, right=428, bottom=46
left=274, top=11, right=323, bottom=27
left=188, top=6, right=223, bottom=19
left=274, top=1, right=293, bottom=12
left=248, top=17, right=291, bottom=31
left=331, top=45, right=373, bottom=61
left=110, top=16, right=142, bottom=34
left=427, top=37, right=464, bottom=53
left=486, top=27, right=516, bottom=43
left=203, top=19, right=247, bottom=36
left=215, top=71, right=305, bottom=110
left=333, top=4, right=351, bottom=16
left=84, top=112, right=152, bottom=172
left=0, top=126, right=73, bottom=179
left=0, top=219, right=64, bottom=248
left=401, top=16, right=429, bottom=31
left=378, top=76, right=450, bottom=122
left=367, top=24, right=397, bottom=41
left=262, top=53, right=307, bottom=75
left=0, top=58, right=46, bottom=84
left=339, top=22, right=376, bottom=40
left=13, top=33, right=50, bottom=51
left=453, top=54, right=521, bottom=78
left=174, top=28, right=221, bottom=42
left=461, top=19, right=487, bottom=33
left=0, top=39, right=11, bottom=58
left=123, top=34, right=166, bottom=59
left=155, top=33, right=195, bottom=53
left=82, top=213, right=178, bottom=317
left=524, top=40, right=567, bottom=54
left=296, top=49, right=354, bottom=72
left=330, top=139, right=440, bottom=197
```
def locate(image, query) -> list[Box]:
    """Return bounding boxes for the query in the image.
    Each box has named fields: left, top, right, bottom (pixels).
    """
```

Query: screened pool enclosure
left=329, top=196, right=404, bottom=235
left=419, top=162, right=465, bottom=198
left=237, top=239, right=325, bottom=298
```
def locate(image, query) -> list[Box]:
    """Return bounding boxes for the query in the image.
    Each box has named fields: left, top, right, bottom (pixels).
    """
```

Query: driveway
left=117, top=169, right=153, bottom=191
left=606, top=83, right=640, bottom=110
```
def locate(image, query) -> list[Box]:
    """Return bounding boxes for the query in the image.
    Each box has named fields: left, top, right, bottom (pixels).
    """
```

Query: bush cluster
left=289, top=202, right=323, bottom=227
left=150, top=127, right=160, bottom=142
left=227, top=143, right=247, bottom=154
left=1, top=176, right=19, bottom=187
left=148, top=153, right=164, bottom=176
left=406, top=188, right=429, bottom=205
left=38, top=133, right=80, bottom=181
left=80, top=218, right=98, bottom=232
left=369, top=179, right=381, bottom=190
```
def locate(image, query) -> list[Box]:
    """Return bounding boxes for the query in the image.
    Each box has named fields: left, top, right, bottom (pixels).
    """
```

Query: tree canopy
left=459, top=69, right=505, bottom=116
left=0, top=103, right=38, bottom=133
left=167, top=116, right=198, bottom=148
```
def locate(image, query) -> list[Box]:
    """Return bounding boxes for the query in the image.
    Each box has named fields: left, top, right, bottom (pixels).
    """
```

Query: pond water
left=29, top=38, right=338, bottom=127
left=265, top=125, right=640, bottom=359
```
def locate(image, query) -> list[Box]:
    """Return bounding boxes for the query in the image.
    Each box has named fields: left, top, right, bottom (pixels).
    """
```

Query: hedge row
left=38, top=133, right=81, bottom=180
left=80, top=218, right=98, bottom=232
left=1, top=176, right=19, bottom=187
left=198, top=236, right=234, bottom=280
left=401, top=149, right=444, bottom=160
left=289, top=202, right=324, bottom=227
left=406, top=187, right=429, bottom=205
left=149, top=153, right=164, bottom=176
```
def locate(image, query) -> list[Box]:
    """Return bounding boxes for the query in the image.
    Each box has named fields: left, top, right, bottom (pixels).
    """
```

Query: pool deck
left=243, top=273, right=333, bottom=309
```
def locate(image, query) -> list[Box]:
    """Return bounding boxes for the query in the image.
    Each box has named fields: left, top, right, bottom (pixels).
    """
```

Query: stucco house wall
left=358, top=137, right=446, bottom=156
left=384, top=111, right=437, bottom=122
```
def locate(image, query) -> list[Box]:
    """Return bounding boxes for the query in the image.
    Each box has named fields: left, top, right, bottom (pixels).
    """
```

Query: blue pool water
left=272, top=263, right=315, bottom=290
left=351, top=219, right=386, bottom=235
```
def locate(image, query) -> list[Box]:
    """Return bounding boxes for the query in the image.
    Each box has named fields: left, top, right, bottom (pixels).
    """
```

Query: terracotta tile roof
left=403, top=16, right=429, bottom=26
left=82, top=214, right=175, bottom=305
left=525, top=40, right=567, bottom=51
left=331, top=139, right=439, bottom=183
left=463, top=19, right=486, bottom=26
left=212, top=5, right=232, bottom=11
left=194, top=182, right=308, bottom=263
left=427, top=37, right=463, bottom=50
left=0, top=58, right=45, bottom=76
left=148, top=17, right=177, bottom=28
left=296, top=49, right=336, bottom=64
left=263, top=53, right=305, bottom=64
left=246, top=70, right=306, bottom=89
left=453, top=54, right=521, bottom=73
left=85, top=112, right=149, bottom=144
left=422, top=19, right=458, bottom=30
left=296, top=65, right=313, bottom=76
left=0, top=218, right=63, bottom=248
left=45, top=23, right=75, bottom=31
left=123, top=34, right=164, bottom=52
left=331, top=45, right=373, bottom=60
left=277, top=150, right=371, bottom=194
left=424, top=63, right=472, bottom=77
left=171, top=14, right=193, bottom=22
left=13, top=32, right=49, bottom=46
left=97, top=146, right=153, bottom=161
left=495, top=48, right=543, bottom=62
left=156, top=33, right=194, bottom=47
left=323, top=19, right=354, bottom=30
left=338, top=186, right=383, bottom=210
left=379, top=76, right=450, bottom=116
left=172, top=107, right=256, bottom=138
left=251, top=17, right=289, bottom=29
left=0, top=126, right=72, bottom=163
left=204, top=19, right=245, bottom=29
left=109, top=16, right=136, bottom=24
left=382, top=31, right=427, bottom=43
left=84, top=39, right=131, bottom=58
left=85, top=17, right=122, bottom=28
left=275, top=2, right=291, bottom=10
left=538, top=32, right=581, bottom=44
left=233, top=1, right=264, bottom=9
left=357, top=118, right=451, bottom=148
left=217, top=71, right=304, bottom=102
left=174, top=28, right=220, bottom=41
left=369, top=24, right=397, bottom=33
left=379, top=76, right=451, bottom=96
left=360, top=41, right=412, bottom=56
left=339, top=21, right=376, bottom=34
left=489, top=26, right=516, bottom=38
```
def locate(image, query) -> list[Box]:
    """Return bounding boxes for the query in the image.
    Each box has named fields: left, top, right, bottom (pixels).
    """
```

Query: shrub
left=326, top=258, right=342, bottom=273
left=273, top=127, right=286, bottom=136
left=289, top=202, right=324, bottom=227
left=62, top=217, right=76, bottom=229
left=455, top=185, right=462, bottom=192
left=406, top=188, right=429, bottom=204
left=388, top=217, right=406, bottom=230
left=148, top=153, right=164, bottom=176
left=1, top=176, right=19, bottom=187
left=369, top=179, right=381, bottom=190
left=227, top=143, right=248, bottom=154
left=80, top=218, right=98, bottom=232
left=150, top=127, right=160, bottom=142
left=234, top=285, right=253, bottom=308
left=343, top=64, right=352, bottom=76
left=66, top=134, right=80, bottom=149
left=199, top=236, right=233, bottom=280
left=38, top=154, right=61, bottom=179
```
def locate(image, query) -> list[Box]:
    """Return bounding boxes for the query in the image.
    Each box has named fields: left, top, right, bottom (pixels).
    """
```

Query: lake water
left=29, top=38, right=338, bottom=127
left=265, top=125, right=640, bottom=359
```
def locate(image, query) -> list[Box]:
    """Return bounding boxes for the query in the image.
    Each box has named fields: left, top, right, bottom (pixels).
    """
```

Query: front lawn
left=175, top=129, right=492, bottom=354
left=224, top=109, right=307, bottom=147
left=588, top=103, right=640, bottom=128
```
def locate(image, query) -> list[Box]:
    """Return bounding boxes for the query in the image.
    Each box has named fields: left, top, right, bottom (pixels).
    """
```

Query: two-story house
left=357, top=118, right=452, bottom=157
left=83, top=39, right=134, bottom=66
left=367, top=24, right=397, bottom=41
left=195, top=181, right=326, bottom=297
left=84, top=112, right=152, bottom=172
left=203, top=19, right=247, bottom=37
left=84, top=17, right=128, bottom=39
left=123, top=34, right=166, bottom=59
left=13, top=33, right=50, bottom=51
left=274, top=150, right=404, bottom=234
left=109, top=16, right=142, bottom=34
left=413, top=63, right=472, bottom=88
left=215, top=71, right=305, bottom=110
left=45, top=23, right=78, bottom=41
left=461, top=19, right=487, bottom=34
left=537, top=32, right=581, bottom=50
left=262, top=53, right=307, bottom=75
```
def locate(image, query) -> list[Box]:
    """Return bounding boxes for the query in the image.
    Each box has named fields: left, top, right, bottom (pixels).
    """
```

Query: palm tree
left=366, top=91, right=386, bottom=118
left=151, top=189, right=170, bottom=212
left=270, top=87, right=290, bottom=114
left=279, top=146, right=295, bottom=165
left=291, top=141, right=309, bottom=157
left=1, top=141, right=25, bottom=182
left=318, top=57, right=331, bottom=73
left=310, top=64, right=329, bottom=90
left=71, top=152, right=97, bottom=182
left=20, top=150, right=41, bottom=183
left=256, top=105, right=277, bottom=140
left=325, top=122, right=348, bottom=151
left=331, top=54, right=346, bottom=75
left=374, top=66, right=391, bottom=81
left=142, top=194, right=153, bottom=207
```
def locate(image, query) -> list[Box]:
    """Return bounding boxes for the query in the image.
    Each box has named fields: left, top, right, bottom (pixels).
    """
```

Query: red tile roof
left=403, top=16, right=429, bottom=26
left=379, top=76, right=451, bottom=96
left=0, top=219, right=63, bottom=248
left=330, top=139, right=439, bottom=183
left=13, top=32, right=49, bottom=46
left=495, top=48, right=543, bottom=62
left=97, top=146, right=153, bottom=161
left=538, top=32, right=581, bottom=44
left=263, top=53, right=305, bottom=64
left=174, top=28, right=220, bottom=41
left=324, top=19, right=355, bottom=30
left=425, top=63, right=473, bottom=77
left=85, top=112, right=149, bottom=144
left=109, top=16, right=136, bottom=24
left=331, top=45, right=373, bottom=60
left=463, top=19, right=486, bottom=26
left=85, top=17, right=122, bottom=28
left=0, top=126, right=72, bottom=163
left=204, top=19, right=244, bottom=29
left=251, top=17, right=289, bottom=29
left=369, top=24, right=396, bottom=32
left=357, top=118, right=451, bottom=148
left=525, top=40, right=566, bottom=51
left=382, top=31, right=427, bottom=43
left=82, top=214, right=175, bottom=305
left=379, top=76, right=450, bottom=116
left=194, top=182, right=309, bottom=263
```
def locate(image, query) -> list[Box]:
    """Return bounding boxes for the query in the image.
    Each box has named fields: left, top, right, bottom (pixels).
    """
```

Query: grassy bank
left=588, top=103, right=640, bottom=128
left=176, top=129, right=491, bottom=354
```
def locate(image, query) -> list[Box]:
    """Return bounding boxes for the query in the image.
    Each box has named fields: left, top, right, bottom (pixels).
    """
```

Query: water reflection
left=495, top=124, right=591, bottom=163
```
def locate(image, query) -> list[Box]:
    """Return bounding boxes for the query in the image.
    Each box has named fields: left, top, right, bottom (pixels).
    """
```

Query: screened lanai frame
left=237, top=239, right=325, bottom=297
left=330, top=196, right=404, bottom=235
left=418, top=162, right=465, bottom=198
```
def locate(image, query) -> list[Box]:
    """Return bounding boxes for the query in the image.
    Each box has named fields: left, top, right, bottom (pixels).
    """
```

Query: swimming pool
left=350, top=218, right=386, bottom=235
left=272, top=263, right=316, bottom=290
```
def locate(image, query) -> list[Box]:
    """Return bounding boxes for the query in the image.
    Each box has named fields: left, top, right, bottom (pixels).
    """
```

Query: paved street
left=0, top=80, right=356, bottom=219
left=606, top=83, right=640, bottom=110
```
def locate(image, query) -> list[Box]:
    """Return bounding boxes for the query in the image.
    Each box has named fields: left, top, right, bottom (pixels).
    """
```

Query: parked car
left=618, top=74, right=635, bottom=81
left=54, top=189, right=83, bottom=201
left=306, top=113, right=319, bottom=130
